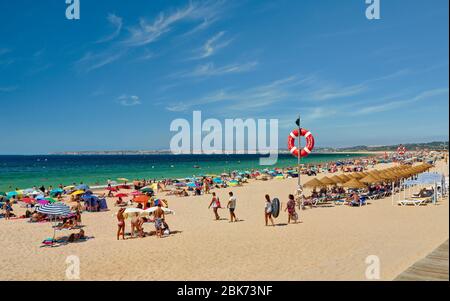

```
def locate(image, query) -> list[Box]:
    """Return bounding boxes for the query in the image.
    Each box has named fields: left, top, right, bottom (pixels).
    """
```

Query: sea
left=0, top=153, right=370, bottom=192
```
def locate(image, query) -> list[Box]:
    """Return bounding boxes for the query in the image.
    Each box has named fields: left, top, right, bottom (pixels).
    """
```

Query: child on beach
left=208, top=192, right=221, bottom=220
left=285, top=194, right=298, bottom=224
left=227, top=192, right=238, bottom=222
left=264, top=194, right=274, bottom=226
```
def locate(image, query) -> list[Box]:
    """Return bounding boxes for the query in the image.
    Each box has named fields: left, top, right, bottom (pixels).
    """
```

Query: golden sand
left=0, top=160, right=448, bottom=280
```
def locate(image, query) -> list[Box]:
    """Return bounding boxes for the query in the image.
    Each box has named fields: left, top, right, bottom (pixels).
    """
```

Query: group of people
left=207, top=191, right=299, bottom=226
left=116, top=203, right=170, bottom=240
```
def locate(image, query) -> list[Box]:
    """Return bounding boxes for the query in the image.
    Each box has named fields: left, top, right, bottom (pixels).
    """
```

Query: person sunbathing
left=68, top=229, right=85, bottom=243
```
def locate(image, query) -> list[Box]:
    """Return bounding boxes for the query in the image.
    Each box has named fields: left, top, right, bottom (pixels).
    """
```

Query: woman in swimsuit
left=208, top=192, right=221, bottom=220
left=117, top=208, right=126, bottom=240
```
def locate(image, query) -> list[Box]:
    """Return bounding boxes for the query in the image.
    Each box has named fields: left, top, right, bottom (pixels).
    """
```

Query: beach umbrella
left=140, top=187, right=154, bottom=194
left=21, top=197, right=36, bottom=204
left=303, top=178, right=326, bottom=188
left=37, top=202, right=71, bottom=216
left=6, top=191, right=19, bottom=198
left=330, top=175, right=346, bottom=184
left=50, top=189, right=63, bottom=197
left=133, top=195, right=150, bottom=207
left=122, top=208, right=147, bottom=219
left=319, top=176, right=336, bottom=185
left=63, top=185, right=75, bottom=191
left=106, top=187, right=117, bottom=191
left=186, top=182, right=197, bottom=188
left=76, top=184, right=90, bottom=191
left=45, top=197, right=58, bottom=203
left=354, top=172, right=367, bottom=179
left=115, top=193, right=128, bottom=198
left=71, top=190, right=85, bottom=196
left=228, top=180, right=239, bottom=187
left=342, top=178, right=367, bottom=189
left=37, top=202, right=72, bottom=242
left=27, top=190, right=42, bottom=196
left=339, top=174, right=351, bottom=182
left=38, top=200, right=50, bottom=205
left=213, top=178, right=223, bottom=184
left=359, top=174, right=380, bottom=184
left=144, top=206, right=175, bottom=215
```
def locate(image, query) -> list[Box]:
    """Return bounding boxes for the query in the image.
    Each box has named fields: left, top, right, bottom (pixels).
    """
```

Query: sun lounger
left=397, top=198, right=430, bottom=206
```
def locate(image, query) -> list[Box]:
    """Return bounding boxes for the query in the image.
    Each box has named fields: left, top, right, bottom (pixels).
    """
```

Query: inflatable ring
left=287, top=128, right=315, bottom=158
left=271, top=198, right=280, bottom=218
left=397, top=145, right=406, bottom=155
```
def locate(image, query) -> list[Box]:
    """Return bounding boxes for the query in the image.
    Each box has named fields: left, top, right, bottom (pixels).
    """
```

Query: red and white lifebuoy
left=397, top=145, right=407, bottom=156
left=287, top=128, right=315, bottom=158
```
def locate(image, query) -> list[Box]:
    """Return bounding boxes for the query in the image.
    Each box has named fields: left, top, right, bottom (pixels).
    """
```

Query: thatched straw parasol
left=339, top=174, right=351, bottom=181
left=342, top=178, right=367, bottom=189
left=359, top=174, right=380, bottom=184
left=330, top=175, right=346, bottom=184
left=319, top=176, right=337, bottom=185
left=303, top=178, right=326, bottom=188
left=347, top=173, right=359, bottom=179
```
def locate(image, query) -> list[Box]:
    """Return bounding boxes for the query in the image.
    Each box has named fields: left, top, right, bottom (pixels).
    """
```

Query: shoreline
left=0, top=152, right=375, bottom=192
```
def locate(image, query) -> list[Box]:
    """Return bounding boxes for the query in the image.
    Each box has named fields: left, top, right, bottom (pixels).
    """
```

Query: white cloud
left=192, top=31, right=233, bottom=59
left=174, top=61, right=258, bottom=78
left=309, top=84, right=367, bottom=101
left=165, top=75, right=309, bottom=112
left=75, top=49, right=127, bottom=73
left=118, top=95, right=141, bottom=106
left=357, top=88, right=449, bottom=114
left=123, top=1, right=225, bottom=47
left=96, top=13, right=123, bottom=43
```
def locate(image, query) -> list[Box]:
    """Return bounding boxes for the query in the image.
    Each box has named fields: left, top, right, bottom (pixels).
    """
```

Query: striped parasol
left=37, top=202, right=71, bottom=216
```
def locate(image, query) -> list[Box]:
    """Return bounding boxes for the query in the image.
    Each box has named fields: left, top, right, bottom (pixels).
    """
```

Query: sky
left=0, top=0, right=448, bottom=154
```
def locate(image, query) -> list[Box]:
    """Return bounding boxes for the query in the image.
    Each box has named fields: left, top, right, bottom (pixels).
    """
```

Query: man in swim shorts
left=154, top=203, right=165, bottom=238
left=227, top=191, right=238, bottom=222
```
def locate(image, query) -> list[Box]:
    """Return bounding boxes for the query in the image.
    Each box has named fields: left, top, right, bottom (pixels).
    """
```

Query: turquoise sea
left=0, top=153, right=370, bottom=191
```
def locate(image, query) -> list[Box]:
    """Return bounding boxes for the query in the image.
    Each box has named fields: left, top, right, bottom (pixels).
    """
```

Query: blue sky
left=0, top=0, right=448, bottom=154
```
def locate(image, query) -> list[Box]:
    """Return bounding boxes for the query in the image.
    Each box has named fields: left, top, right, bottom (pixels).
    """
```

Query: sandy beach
left=0, top=160, right=448, bottom=281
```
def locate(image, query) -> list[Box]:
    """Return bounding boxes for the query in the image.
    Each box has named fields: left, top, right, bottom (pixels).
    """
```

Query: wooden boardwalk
left=395, top=239, right=449, bottom=281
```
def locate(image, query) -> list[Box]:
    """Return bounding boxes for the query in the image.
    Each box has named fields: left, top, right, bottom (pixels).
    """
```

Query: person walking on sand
left=208, top=192, right=221, bottom=220
left=285, top=194, right=298, bottom=224
left=227, top=191, right=238, bottom=222
left=117, top=208, right=126, bottom=240
left=264, top=194, right=274, bottom=226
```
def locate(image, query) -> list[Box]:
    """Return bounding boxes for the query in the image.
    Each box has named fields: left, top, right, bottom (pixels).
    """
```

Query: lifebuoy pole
left=296, top=114, right=302, bottom=208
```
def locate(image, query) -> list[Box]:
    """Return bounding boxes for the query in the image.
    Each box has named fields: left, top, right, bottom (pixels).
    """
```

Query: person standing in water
left=208, top=192, right=221, bottom=220
left=227, top=191, right=238, bottom=222
left=264, top=194, right=274, bottom=226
